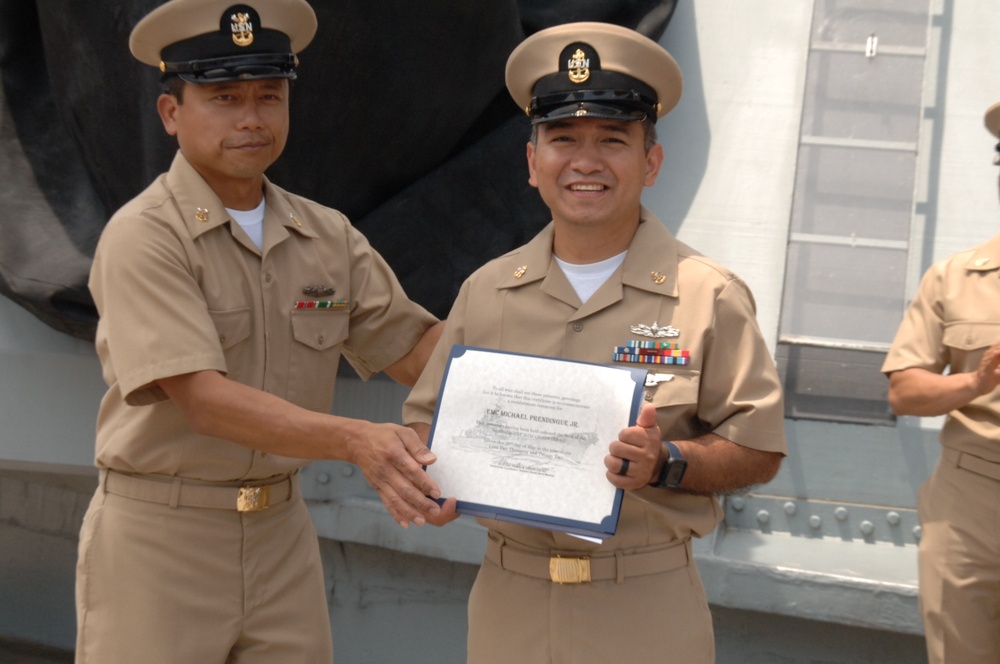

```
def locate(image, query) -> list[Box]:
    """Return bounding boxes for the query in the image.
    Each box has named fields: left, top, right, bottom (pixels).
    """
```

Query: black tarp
left=0, top=0, right=677, bottom=340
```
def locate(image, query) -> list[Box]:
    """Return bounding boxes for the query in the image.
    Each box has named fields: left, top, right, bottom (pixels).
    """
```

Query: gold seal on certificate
left=426, top=345, right=647, bottom=539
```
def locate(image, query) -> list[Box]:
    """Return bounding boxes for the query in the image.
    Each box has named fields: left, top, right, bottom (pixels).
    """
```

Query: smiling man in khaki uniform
left=882, top=102, right=1000, bottom=664
left=403, top=22, right=786, bottom=664
left=75, top=1, right=445, bottom=662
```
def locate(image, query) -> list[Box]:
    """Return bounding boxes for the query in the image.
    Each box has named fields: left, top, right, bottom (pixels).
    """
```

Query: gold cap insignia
left=567, top=48, right=590, bottom=84
left=231, top=12, right=254, bottom=48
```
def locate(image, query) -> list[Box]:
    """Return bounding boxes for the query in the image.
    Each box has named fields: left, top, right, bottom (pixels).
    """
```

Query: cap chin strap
left=530, top=105, right=648, bottom=126
left=529, top=89, right=656, bottom=122
left=160, top=53, right=298, bottom=80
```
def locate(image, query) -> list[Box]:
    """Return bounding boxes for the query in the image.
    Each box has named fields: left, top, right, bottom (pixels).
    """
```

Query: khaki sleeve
left=339, top=221, right=438, bottom=379
left=89, top=214, right=227, bottom=406
left=881, top=265, right=948, bottom=375
left=698, top=277, right=787, bottom=454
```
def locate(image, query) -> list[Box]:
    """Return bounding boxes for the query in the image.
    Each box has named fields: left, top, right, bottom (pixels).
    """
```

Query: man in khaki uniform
left=75, top=1, right=445, bottom=662
left=882, top=101, right=1000, bottom=664
left=403, top=22, right=786, bottom=664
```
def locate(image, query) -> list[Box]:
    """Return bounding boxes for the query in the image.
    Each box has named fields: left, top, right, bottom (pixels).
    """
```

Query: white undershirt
left=554, top=251, right=627, bottom=303
left=227, top=198, right=266, bottom=250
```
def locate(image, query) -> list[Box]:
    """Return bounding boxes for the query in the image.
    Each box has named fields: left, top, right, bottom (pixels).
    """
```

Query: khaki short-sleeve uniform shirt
left=404, top=208, right=786, bottom=553
left=90, top=151, right=436, bottom=481
left=882, top=232, right=1000, bottom=462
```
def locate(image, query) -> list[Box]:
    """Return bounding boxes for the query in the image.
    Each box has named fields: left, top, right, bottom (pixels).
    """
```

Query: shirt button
left=264, top=273, right=272, bottom=283
left=572, top=323, right=584, bottom=332
left=318, top=335, right=325, bottom=345
left=219, top=335, right=226, bottom=344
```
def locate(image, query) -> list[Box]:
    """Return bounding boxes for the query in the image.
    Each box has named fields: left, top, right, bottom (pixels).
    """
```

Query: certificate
left=426, top=345, right=647, bottom=539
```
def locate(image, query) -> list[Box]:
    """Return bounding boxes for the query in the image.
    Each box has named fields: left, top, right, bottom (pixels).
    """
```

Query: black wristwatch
left=650, top=440, right=687, bottom=488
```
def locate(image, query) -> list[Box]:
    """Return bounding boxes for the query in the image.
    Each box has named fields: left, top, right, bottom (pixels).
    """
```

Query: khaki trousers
left=75, top=472, right=332, bottom=663
left=468, top=536, right=714, bottom=663
left=918, top=452, right=1000, bottom=664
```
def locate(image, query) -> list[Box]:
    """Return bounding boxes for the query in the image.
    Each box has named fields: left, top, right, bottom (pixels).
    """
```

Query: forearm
left=887, top=367, right=981, bottom=417
left=666, top=433, right=782, bottom=495
left=159, top=370, right=379, bottom=462
left=158, top=370, right=443, bottom=527
left=611, top=404, right=781, bottom=494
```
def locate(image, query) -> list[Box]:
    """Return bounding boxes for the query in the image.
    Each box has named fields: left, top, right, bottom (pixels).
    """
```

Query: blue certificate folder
left=426, top=345, right=648, bottom=539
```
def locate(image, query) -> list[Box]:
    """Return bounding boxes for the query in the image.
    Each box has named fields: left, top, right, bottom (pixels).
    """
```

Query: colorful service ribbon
left=293, top=300, right=349, bottom=310
left=612, top=340, right=690, bottom=365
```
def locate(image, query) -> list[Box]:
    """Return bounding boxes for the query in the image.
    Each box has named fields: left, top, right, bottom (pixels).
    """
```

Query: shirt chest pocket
left=207, top=308, right=253, bottom=383
left=645, top=370, right=701, bottom=435
left=942, top=321, right=1000, bottom=371
left=210, top=308, right=252, bottom=350
left=290, top=310, right=349, bottom=350
left=287, top=310, right=350, bottom=411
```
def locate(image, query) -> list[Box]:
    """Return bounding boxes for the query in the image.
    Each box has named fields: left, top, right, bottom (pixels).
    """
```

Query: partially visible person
left=403, top=22, right=786, bottom=664
left=882, top=100, right=1000, bottom=664
left=75, top=1, right=443, bottom=662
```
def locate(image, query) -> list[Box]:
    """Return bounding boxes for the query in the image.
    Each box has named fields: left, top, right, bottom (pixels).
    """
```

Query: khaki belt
left=941, top=447, right=1000, bottom=482
left=485, top=533, right=690, bottom=584
left=102, top=469, right=298, bottom=512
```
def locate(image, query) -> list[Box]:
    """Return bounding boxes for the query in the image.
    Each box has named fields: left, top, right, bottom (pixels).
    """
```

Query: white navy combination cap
left=505, top=21, right=683, bottom=125
left=984, top=101, right=1000, bottom=164
left=986, top=101, right=1000, bottom=139
left=129, top=0, right=317, bottom=83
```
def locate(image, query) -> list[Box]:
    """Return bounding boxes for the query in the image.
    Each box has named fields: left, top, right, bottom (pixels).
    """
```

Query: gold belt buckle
left=549, top=555, right=591, bottom=584
left=237, top=485, right=270, bottom=512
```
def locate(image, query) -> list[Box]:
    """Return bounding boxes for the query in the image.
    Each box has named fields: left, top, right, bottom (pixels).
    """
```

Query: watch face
left=664, top=460, right=687, bottom=487
left=656, top=456, right=687, bottom=488
left=654, top=441, right=687, bottom=488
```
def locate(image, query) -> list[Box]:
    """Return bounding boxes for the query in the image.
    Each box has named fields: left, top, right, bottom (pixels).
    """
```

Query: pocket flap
left=291, top=310, right=348, bottom=351
left=646, top=370, right=700, bottom=408
left=209, top=308, right=251, bottom=350
left=942, top=321, right=1000, bottom=351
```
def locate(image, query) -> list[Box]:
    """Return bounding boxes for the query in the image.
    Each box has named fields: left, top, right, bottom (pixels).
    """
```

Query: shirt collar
left=494, top=206, right=681, bottom=298
left=965, top=231, right=1000, bottom=272
left=621, top=206, right=680, bottom=298
left=166, top=151, right=318, bottom=241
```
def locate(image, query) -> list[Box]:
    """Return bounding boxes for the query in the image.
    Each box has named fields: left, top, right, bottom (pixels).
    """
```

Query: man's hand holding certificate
left=425, top=345, right=647, bottom=538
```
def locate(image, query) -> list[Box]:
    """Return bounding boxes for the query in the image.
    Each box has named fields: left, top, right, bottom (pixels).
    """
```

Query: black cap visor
left=162, top=53, right=298, bottom=83
left=530, top=90, right=654, bottom=125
